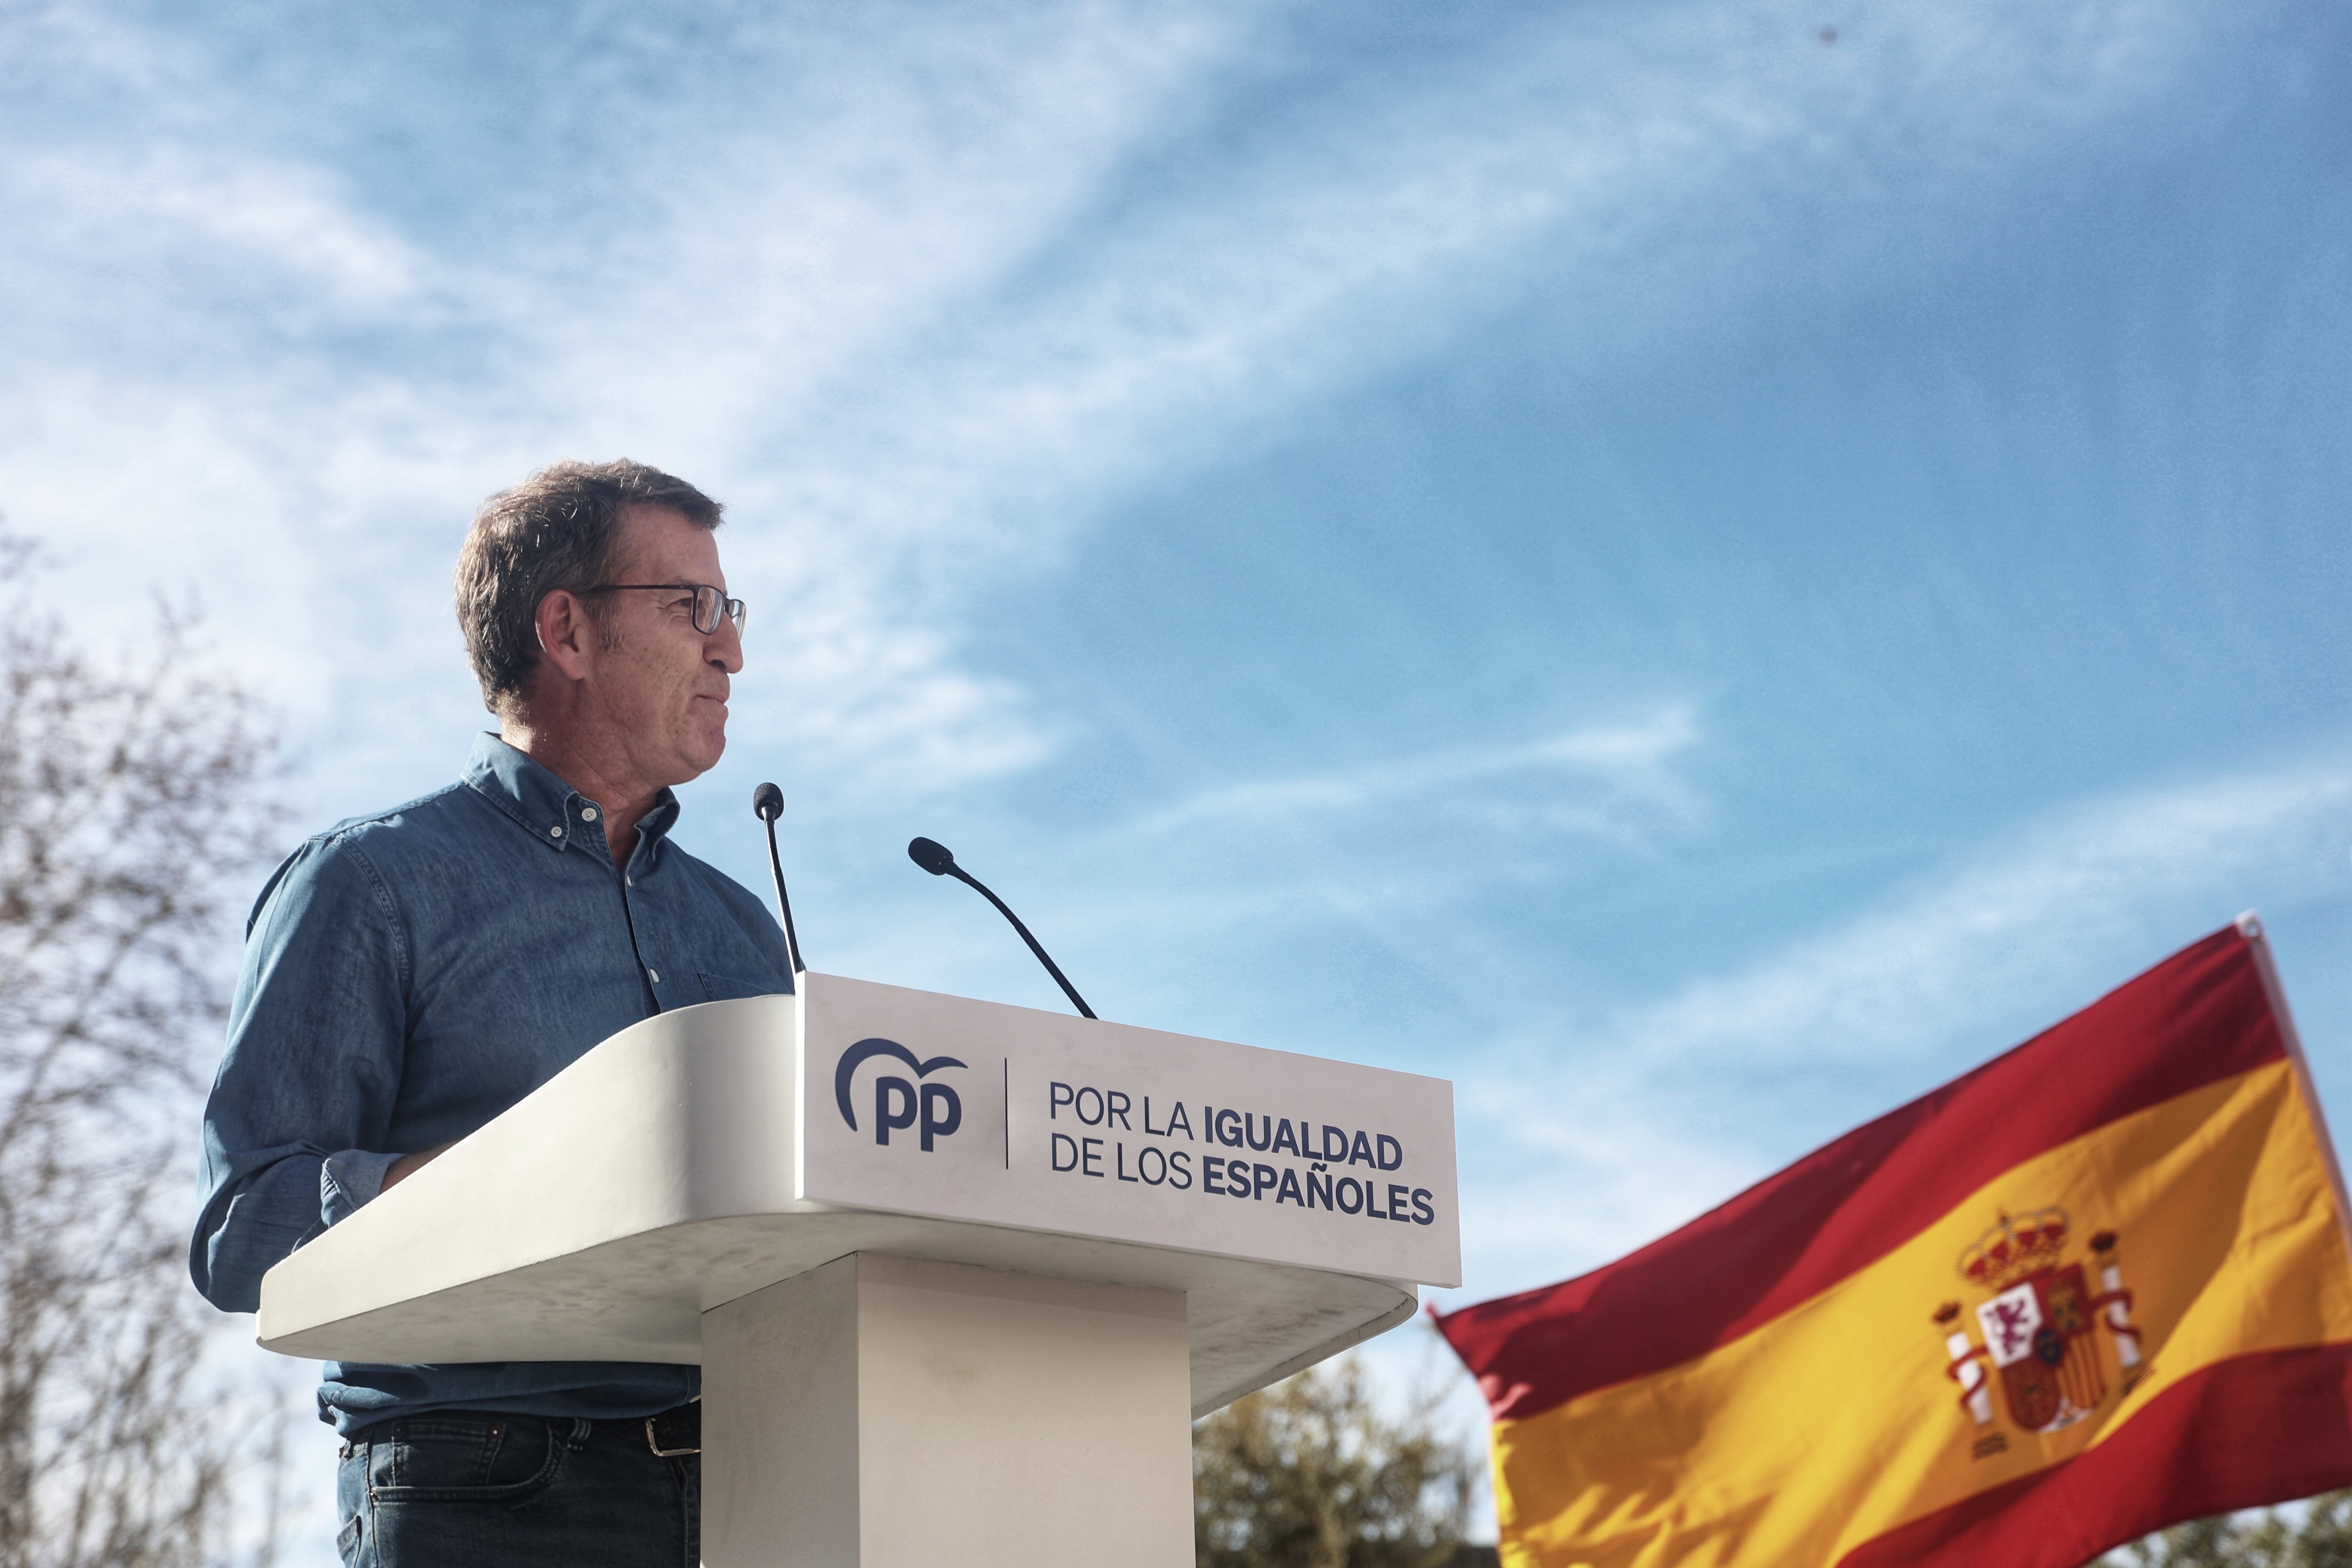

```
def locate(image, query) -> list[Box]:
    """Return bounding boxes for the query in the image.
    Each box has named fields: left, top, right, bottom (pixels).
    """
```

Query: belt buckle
left=645, top=1404, right=700, bottom=1457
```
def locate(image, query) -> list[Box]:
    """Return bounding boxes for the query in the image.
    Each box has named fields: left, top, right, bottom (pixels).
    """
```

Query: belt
left=346, top=1402, right=700, bottom=1459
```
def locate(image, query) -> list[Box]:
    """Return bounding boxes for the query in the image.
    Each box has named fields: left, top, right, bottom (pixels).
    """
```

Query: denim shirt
left=191, top=732, right=794, bottom=1433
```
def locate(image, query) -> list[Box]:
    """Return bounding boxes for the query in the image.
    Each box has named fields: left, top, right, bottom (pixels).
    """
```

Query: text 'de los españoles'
left=1041, top=1081, right=1436, bottom=1225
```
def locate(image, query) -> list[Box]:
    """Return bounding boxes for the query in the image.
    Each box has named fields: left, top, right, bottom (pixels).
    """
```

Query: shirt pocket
left=698, top=971, right=787, bottom=1003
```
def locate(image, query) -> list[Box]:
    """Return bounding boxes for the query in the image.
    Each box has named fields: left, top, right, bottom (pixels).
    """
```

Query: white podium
left=258, top=974, right=1460, bottom=1566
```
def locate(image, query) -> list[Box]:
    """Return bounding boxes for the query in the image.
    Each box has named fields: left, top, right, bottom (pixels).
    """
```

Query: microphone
left=906, top=836, right=1096, bottom=1019
left=752, top=783, right=806, bottom=975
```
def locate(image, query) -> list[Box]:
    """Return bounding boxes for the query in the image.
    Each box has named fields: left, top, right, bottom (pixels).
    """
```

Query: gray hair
left=454, top=459, right=723, bottom=712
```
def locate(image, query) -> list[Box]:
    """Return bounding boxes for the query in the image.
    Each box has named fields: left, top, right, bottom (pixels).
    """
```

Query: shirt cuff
left=320, top=1149, right=404, bottom=1227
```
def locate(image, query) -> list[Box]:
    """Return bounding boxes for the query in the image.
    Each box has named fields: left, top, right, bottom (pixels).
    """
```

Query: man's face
left=581, top=504, right=741, bottom=788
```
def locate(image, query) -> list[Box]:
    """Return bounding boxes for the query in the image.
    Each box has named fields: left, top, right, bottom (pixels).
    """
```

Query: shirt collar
left=462, top=732, right=681, bottom=865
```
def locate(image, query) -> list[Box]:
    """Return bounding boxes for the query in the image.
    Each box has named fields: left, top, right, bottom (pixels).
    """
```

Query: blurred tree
left=0, top=532, right=286, bottom=1568
left=1193, top=1353, right=1483, bottom=1568
left=2100, top=1492, right=2352, bottom=1568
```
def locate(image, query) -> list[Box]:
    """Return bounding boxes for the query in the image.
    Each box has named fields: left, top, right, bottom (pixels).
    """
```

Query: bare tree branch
left=0, top=528, right=290, bottom=1568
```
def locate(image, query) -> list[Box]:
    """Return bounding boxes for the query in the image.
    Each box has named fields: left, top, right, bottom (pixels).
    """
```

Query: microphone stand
left=907, top=837, right=1095, bottom=1019
left=752, top=784, right=805, bottom=975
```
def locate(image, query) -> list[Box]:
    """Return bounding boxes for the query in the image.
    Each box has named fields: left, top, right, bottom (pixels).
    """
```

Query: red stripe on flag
left=1441, top=925, right=2280, bottom=1420
left=1835, top=1342, right=2352, bottom=1568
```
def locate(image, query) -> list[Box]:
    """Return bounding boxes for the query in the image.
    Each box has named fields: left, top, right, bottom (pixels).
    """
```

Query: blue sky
left=5, top=0, right=2349, bottom=1531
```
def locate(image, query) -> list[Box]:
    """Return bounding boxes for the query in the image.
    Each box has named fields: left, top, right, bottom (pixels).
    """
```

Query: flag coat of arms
left=1436, top=920, right=2352, bottom=1568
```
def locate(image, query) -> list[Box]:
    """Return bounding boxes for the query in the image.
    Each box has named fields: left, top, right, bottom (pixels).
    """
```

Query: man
left=191, top=460, right=793, bottom=1568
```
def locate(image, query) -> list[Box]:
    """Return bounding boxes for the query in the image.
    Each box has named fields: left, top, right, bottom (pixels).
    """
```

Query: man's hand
left=381, top=1142, right=457, bottom=1192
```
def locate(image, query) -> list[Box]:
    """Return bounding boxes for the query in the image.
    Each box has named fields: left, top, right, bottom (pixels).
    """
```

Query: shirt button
left=581, top=807, right=599, bottom=821
left=549, top=825, right=564, bottom=838
left=648, top=968, right=661, bottom=984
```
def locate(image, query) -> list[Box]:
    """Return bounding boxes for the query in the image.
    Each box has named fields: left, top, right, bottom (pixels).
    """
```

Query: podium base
left=701, top=1253, right=1193, bottom=1566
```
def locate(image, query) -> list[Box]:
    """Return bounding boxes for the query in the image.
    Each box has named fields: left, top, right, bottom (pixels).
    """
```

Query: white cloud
left=803, top=701, right=1710, bottom=1019
left=1452, top=752, right=2352, bottom=1295
left=19, top=145, right=434, bottom=310
left=1456, top=1084, right=1764, bottom=1290
left=1587, top=757, right=2352, bottom=1071
left=0, top=0, right=2225, bottom=818
left=808, top=0, right=2203, bottom=517
left=1127, top=706, right=1702, bottom=842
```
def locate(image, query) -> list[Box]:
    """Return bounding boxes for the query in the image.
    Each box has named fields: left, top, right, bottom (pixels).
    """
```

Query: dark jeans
left=336, top=1411, right=698, bottom=1567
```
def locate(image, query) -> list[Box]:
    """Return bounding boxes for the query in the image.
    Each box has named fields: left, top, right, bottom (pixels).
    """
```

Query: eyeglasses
left=581, top=582, right=747, bottom=636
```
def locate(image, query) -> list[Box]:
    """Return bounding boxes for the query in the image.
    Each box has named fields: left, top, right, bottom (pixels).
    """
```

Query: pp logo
left=834, top=1038, right=965, bottom=1151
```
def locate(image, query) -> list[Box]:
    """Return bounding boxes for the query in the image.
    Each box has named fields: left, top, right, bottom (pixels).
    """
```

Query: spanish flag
left=1436, top=919, right=2352, bottom=1567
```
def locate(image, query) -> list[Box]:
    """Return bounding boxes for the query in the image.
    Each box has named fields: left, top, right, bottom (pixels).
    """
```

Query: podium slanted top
left=257, top=974, right=1460, bottom=1416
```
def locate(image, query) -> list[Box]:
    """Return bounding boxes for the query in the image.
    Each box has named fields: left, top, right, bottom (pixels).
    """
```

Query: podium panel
left=798, top=975, right=1459, bottom=1288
